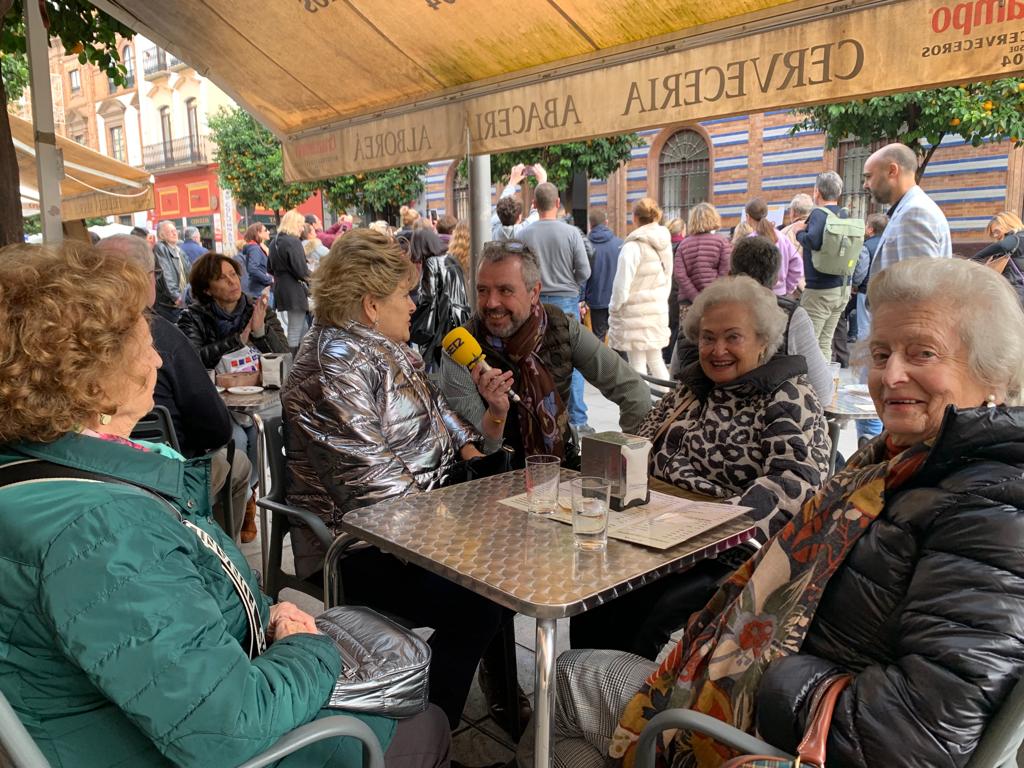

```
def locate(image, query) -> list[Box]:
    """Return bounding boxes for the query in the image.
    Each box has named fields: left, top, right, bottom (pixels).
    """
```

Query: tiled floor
left=240, top=382, right=862, bottom=766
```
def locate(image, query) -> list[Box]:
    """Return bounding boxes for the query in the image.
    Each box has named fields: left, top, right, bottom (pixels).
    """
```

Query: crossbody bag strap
left=795, top=673, right=853, bottom=767
left=0, top=459, right=267, bottom=658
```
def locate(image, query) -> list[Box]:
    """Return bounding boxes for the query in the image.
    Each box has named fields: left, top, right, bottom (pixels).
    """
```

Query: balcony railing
left=143, top=48, right=182, bottom=77
left=143, top=135, right=209, bottom=171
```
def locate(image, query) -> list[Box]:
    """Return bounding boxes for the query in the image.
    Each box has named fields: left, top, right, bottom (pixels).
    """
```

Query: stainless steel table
left=338, top=469, right=756, bottom=768
left=824, top=384, right=878, bottom=473
left=221, top=387, right=281, bottom=573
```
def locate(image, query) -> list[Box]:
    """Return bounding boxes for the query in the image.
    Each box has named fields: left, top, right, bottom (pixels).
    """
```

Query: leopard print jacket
left=637, top=356, right=829, bottom=541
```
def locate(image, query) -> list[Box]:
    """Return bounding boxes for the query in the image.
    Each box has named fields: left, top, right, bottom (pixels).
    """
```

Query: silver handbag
left=315, top=606, right=431, bottom=718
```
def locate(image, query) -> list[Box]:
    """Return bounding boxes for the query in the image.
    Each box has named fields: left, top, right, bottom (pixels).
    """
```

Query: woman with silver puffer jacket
left=281, top=229, right=506, bottom=731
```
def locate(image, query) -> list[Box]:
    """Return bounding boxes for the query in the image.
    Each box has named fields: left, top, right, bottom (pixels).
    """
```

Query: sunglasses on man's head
left=483, top=240, right=527, bottom=253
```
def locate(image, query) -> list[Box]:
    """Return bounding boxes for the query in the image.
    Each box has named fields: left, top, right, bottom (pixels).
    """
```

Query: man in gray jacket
left=438, top=240, right=648, bottom=469
left=520, top=182, right=593, bottom=430
left=153, top=220, right=189, bottom=323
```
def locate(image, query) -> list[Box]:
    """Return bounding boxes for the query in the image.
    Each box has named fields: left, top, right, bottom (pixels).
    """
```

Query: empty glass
left=525, top=455, right=560, bottom=515
left=571, top=476, right=610, bottom=551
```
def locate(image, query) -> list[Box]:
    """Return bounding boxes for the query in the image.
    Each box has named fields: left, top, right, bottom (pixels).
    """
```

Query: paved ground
left=240, top=381, right=862, bottom=765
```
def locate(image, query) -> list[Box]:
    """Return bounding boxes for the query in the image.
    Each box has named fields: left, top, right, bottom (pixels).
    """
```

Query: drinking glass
left=572, top=476, right=610, bottom=551
left=525, top=455, right=560, bottom=515
left=827, top=361, right=841, bottom=407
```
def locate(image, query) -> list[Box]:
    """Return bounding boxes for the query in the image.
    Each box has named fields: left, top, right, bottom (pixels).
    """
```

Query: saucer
left=226, top=385, right=264, bottom=395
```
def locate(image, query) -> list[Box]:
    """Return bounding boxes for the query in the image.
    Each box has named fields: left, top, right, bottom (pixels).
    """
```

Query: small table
left=338, top=470, right=756, bottom=768
left=221, top=387, right=282, bottom=573
left=824, top=385, right=878, bottom=473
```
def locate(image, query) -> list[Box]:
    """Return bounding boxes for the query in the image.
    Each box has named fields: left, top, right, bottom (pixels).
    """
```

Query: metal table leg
left=534, top=617, right=557, bottom=768
left=251, top=412, right=269, bottom=576
left=826, top=416, right=841, bottom=476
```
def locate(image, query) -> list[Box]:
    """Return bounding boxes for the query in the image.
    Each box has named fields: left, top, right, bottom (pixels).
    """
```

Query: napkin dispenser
left=581, top=432, right=652, bottom=510
left=260, top=354, right=287, bottom=389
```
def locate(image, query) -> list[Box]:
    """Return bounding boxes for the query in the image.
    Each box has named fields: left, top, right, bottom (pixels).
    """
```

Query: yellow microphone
left=442, top=327, right=521, bottom=403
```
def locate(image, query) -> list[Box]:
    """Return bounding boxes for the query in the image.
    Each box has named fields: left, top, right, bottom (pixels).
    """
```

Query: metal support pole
left=25, top=0, right=63, bottom=243
left=534, top=617, right=558, bottom=768
left=468, top=153, right=491, bottom=298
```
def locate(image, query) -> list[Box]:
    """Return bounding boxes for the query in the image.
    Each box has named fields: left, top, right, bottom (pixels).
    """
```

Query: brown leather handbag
left=720, top=674, right=853, bottom=768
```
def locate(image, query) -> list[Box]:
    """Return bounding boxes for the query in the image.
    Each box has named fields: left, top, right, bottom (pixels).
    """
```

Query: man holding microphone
left=438, top=240, right=649, bottom=469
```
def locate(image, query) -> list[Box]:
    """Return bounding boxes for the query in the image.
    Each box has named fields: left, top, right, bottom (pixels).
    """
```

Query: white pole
left=25, top=0, right=63, bottom=243
left=468, top=153, right=491, bottom=298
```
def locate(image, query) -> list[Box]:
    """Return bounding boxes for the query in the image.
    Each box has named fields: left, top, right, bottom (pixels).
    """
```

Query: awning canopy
left=92, top=0, right=1018, bottom=180
left=11, top=113, right=153, bottom=219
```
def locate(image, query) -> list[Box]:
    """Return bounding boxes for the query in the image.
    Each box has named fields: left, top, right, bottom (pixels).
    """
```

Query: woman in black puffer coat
left=537, top=257, right=1024, bottom=768
left=268, top=209, right=311, bottom=353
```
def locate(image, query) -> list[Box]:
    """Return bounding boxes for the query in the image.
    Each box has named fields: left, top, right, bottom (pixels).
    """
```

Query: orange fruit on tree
left=984, top=100, right=994, bottom=111
left=950, top=117, right=961, bottom=126
left=1018, top=82, right=1024, bottom=91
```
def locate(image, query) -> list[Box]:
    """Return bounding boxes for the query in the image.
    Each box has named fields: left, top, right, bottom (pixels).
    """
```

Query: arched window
left=658, top=129, right=709, bottom=223
left=123, top=45, right=135, bottom=87
left=836, top=139, right=883, bottom=220
left=452, top=168, right=469, bottom=221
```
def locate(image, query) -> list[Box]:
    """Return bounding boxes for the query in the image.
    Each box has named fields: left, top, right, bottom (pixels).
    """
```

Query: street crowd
left=3, top=141, right=1024, bottom=768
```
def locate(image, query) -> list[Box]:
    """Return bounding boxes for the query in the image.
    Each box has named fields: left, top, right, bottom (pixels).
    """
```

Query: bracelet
left=489, top=413, right=506, bottom=425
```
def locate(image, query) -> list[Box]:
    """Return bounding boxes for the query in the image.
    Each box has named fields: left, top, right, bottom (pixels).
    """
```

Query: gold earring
left=99, top=414, right=113, bottom=425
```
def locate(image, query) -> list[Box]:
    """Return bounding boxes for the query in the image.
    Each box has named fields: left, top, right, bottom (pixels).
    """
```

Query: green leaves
left=207, top=107, right=316, bottom=212
left=457, top=133, right=644, bottom=191
left=322, top=164, right=426, bottom=215
left=792, top=79, right=1024, bottom=175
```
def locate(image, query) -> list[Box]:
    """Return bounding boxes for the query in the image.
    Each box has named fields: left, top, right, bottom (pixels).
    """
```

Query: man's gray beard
left=481, top=311, right=528, bottom=339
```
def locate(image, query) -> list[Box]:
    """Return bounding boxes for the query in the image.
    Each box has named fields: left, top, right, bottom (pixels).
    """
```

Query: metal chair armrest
left=636, top=709, right=790, bottom=768
left=324, top=532, right=372, bottom=608
left=256, top=497, right=335, bottom=550
left=235, top=715, right=385, bottom=768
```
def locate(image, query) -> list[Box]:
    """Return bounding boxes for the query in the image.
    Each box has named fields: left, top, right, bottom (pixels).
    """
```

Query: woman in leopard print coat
left=570, top=276, right=829, bottom=658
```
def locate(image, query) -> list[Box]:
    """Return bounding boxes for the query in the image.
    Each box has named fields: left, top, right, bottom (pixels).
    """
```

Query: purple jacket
left=674, top=233, right=731, bottom=303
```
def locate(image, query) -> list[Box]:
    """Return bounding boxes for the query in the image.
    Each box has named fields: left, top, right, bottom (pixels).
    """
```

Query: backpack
left=810, top=206, right=865, bottom=278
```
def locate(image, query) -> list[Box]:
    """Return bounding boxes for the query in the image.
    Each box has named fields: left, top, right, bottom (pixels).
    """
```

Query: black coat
left=410, top=255, right=470, bottom=367
left=268, top=233, right=309, bottom=312
left=177, top=296, right=289, bottom=370
left=757, top=405, right=1024, bottom=768
left=150, top=315, right=232, bottom=458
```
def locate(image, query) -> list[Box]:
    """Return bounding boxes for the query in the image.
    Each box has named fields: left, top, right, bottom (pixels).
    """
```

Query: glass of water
left=572, top=476, right=610, bottom=551
left=525, top=455, right=560, bottom=515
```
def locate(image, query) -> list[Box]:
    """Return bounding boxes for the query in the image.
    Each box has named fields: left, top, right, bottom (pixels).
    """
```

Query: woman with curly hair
left=0, top=242, right=451, bottom=767
left=447, top=219, right=471, bottom=274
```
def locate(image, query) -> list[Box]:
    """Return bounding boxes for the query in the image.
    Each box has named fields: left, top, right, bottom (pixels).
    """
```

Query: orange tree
left=793, top=79, right=1024, bottom=181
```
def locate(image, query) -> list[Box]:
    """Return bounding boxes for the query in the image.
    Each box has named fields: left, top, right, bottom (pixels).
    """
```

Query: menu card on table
left=498, top=483, right=750, bottom=550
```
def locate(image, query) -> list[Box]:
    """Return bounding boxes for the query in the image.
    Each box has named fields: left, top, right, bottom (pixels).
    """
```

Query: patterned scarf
left=481, top=304, right=565, bottom=458
left=611, top=436, right=932, bottom=768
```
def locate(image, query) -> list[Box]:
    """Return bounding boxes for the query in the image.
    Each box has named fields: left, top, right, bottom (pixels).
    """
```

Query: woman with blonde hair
left=674, top=201, right=730, bottom=308
left=607, top=197, right=674, bottom=379
left=743, top=197, right=803, bottom=295
left=447, top=219, right=471, bottom=274
left=282, top=229, right=511, bottom=731
left=268, top=208, right=310, bottom=352
left=974, top=210, right=1024, bottom=302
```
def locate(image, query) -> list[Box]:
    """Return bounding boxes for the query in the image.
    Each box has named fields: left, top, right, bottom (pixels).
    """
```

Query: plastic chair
left=259, top=415, right=354, bottom=605
left=130, top=405, right=180, bottom=451
left=639, top=373, right=675, bottom=402
left=636, top=674, right=1024, bottom=768
left=131, top=406, right=237, bottom=537
left=0, top=686, right=382, bottom=768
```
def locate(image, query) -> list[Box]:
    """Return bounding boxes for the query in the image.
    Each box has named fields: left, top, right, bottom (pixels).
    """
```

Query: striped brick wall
left=418, top=114, right=1019, bottom=244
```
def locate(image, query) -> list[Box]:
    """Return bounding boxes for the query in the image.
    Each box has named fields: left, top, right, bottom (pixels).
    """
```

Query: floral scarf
left=611, top=436, right=932, bottom=768
left=479, top=304, right=566, bottom=458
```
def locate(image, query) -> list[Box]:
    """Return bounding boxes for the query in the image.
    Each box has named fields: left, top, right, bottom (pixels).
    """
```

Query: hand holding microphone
left=442, top=327, right=521, bottom=405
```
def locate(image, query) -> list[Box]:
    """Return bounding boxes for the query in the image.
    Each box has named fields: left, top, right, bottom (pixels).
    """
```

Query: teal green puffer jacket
left=0, top=433, right=395, bottom=767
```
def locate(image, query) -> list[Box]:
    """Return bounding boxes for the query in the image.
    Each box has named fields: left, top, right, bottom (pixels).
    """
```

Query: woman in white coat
left=607, top=197, right=674, bottom=380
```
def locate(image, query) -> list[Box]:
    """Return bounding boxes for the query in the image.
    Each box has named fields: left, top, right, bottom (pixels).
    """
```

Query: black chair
left=131, top=406, right=237, bottom=537
left=639, top=372, right=675, bottom=402
left=259, top=416, right=341, bottom=604
left=130, top=405, right=179, bottom=451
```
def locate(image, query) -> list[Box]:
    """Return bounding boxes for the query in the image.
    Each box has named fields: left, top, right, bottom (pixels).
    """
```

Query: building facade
left=427, top=114, right=1023, bottom=251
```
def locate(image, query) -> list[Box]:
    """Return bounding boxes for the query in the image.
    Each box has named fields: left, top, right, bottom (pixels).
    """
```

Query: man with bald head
left=862, top=142, right=951, bottom=278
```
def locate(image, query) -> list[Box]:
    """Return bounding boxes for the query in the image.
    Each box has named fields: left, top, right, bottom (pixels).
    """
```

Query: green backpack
left=810, top=206, right=865, bottom=277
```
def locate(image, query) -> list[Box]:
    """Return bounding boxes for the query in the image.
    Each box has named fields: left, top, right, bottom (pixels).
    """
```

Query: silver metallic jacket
left=282, top=320, right=481, bottom=578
